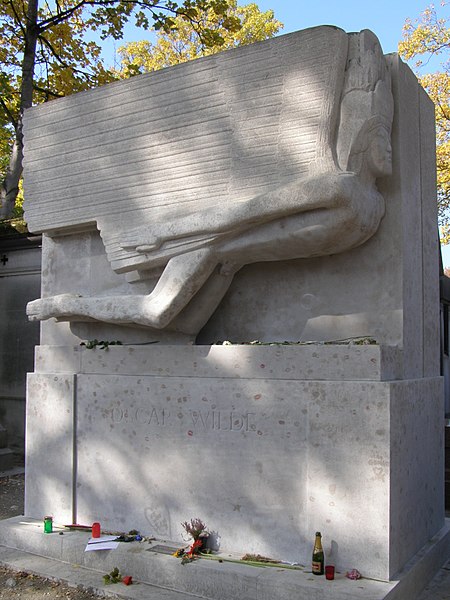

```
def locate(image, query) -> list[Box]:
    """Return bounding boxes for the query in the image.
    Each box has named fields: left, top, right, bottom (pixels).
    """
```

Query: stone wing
left=23, top=26, right=349, bottom=274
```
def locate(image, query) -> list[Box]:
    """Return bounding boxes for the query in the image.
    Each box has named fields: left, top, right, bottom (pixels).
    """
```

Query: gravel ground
left=0, top=566, right=103, bottom=599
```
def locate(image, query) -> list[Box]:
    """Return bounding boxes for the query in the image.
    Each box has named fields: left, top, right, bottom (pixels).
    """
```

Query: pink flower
left=346, top=569, right=362, bottom=580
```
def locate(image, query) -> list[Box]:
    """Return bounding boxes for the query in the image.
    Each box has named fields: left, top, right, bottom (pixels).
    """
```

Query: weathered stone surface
left=24, top=27, right=399, bottom=343
left=21, top=24, right=444, bottom=590
left=23, top=344, right=444, bottom=581
left=24, top=374, right=75, bottom=524
left=34, top=344, right=403, bottom=381
left=0, top=517, right=449, bottom=600
left=21, top=36, right=439, bottom=385
left=23, top=27, right=350, bottom=236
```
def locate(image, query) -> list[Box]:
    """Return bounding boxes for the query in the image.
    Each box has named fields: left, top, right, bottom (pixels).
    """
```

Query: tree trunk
left=0, top=0, right=39, bottom=219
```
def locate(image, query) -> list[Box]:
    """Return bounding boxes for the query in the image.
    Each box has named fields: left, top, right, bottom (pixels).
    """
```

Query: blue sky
left=108, top=0, right=431, bottom=59
left=251, top=0, right=430, bottom=55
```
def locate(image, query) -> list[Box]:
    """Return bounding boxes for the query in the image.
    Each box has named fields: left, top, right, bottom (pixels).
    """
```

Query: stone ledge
left=0, top=517, right=448, bottom=600
left=34, top=344, right=403, bottom=381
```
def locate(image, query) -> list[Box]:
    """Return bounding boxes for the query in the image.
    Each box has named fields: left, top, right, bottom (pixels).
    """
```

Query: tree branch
left=0, top=96, right=18, bottom=129
left=38, top=0, right=87, bottom=32
left=5, top=0, right=27, bottom=38
left=38, top=34, right=70, bottom=67
left=37, top=34, right=104, bottom=84
left=38, top=0, right=198, bottom=34
left=38, top=0, right=163, bottom=32
left=33, top=84, right=64, bottom=99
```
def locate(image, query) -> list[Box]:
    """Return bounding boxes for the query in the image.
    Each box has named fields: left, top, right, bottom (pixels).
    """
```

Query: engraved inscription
left=190, top=410, right=256, bottom=432
left=112, top=407, right=168, bottom=426
left=110, top=405, right=258, bottom=434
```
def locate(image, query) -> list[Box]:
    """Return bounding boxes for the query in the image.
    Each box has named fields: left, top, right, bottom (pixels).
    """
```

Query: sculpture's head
left=336, top=34, right=395, bottom=178
left=347, top=116, right=392, bottom=179
left=367, top=124, right=392, bottom=177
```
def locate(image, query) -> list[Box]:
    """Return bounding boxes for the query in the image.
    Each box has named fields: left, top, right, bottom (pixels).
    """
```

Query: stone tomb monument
left=22, top=26, right=446, bottom=584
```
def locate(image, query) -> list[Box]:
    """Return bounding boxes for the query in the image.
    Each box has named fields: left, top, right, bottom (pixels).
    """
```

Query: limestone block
left=0, top=518, right=65, bottom=560
left=418, top=86, right=440, bottom=377
left=199, top=56, right=439, bottom=381
left=306, top=377, right=444, bottom=579
left=389, top=378, right=444, bottom=575
left=24, top=343, right=444, bottom=579
left=35, top=344, right=403, bottom=381
left=34, top=345, right=81, bottom=374
left=25, top=374, right=75, bottom=524
left=47, top=363, right=436, bottom=580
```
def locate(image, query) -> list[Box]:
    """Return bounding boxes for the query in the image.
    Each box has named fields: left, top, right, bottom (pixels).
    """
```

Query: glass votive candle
left=43, top=516, right=53, bottom=534
left=325, top=565, right=335, bottom=580
left=92, top=522, right=101, bottom=538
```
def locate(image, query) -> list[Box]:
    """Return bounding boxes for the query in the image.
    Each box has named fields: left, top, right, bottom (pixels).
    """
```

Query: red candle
left=92, top=522, right=101, bottom=538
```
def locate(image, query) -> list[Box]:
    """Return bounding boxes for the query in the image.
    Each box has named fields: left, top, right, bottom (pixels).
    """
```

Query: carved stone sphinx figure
left=26, top=29, right=394, bottom=334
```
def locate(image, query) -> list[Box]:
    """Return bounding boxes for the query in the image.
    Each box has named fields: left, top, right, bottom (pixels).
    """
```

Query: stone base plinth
left=25, top=345, right=444, bottom=581
left=0, top=517, right=449, bottom=600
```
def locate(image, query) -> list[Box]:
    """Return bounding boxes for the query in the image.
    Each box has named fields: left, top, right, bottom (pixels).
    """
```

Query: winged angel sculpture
left=26, top=27, right=394, bottom=335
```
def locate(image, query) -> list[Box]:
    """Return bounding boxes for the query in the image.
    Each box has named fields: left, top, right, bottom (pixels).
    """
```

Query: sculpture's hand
left=120, top=210, right=231, bottom=254
left=120, top=229, right=162, bottom=252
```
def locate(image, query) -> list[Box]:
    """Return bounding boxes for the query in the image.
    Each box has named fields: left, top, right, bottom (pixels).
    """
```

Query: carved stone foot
left=26, top=294, right=82, bottom=321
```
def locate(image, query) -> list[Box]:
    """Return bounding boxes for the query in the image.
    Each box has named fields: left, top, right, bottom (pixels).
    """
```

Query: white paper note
left=85, top=535, right=120, bottom=552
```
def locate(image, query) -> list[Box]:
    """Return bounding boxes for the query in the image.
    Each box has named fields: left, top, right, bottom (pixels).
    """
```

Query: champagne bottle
left=312, top=531, right=324, bottom=575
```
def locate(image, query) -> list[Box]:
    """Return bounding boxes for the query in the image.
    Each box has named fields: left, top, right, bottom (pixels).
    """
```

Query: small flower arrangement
left=181, top=517, right=208, bottom=541
left=103, top=567, right=132, bottom=585
left=174, top=518, right=209, bottom=563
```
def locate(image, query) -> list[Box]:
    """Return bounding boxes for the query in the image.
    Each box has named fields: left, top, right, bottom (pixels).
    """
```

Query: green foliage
left=0, top=179, right=26, bottom=233
left=0, top=1, right=116, bottom=115
left=0, top=126, right=13, bottom=185
left=0, top=0, right=245, bottom=220
left=116, top=0, right=283, bottom=76
left=398, top=3, right=450, bottom=241
left=103, top=566, right=121, bottom=584
left=80, top=339, right=123, bottom=350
